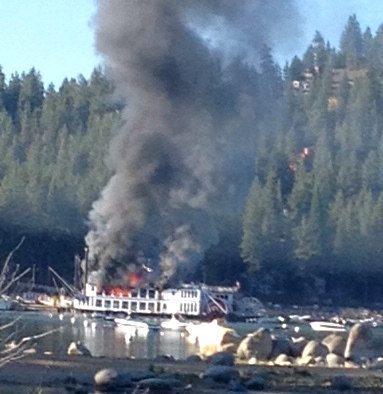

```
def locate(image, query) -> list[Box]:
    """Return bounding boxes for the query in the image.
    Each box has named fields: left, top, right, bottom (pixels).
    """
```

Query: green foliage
left=0, top=12, right=383, bottom=303
left=0, top=68, right=116, bottom=236
left=240, top=15, right=383, bottom=302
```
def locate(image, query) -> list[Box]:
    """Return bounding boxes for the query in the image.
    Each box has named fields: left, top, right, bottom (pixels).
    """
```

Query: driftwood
left=0, top=237, right=31, bottom=296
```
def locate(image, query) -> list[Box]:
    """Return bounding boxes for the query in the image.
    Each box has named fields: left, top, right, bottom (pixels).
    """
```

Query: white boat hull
left=114, top=317, right=159, bottom=330
left=309, top=321, right=347, bottom=332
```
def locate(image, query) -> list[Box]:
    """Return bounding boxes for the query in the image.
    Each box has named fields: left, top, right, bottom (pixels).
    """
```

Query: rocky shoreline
left=1, top=353, right=383, bottom=393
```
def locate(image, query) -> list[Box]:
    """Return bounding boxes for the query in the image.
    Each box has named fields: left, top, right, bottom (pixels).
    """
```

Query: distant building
left=292, top=67, right=368, bottom=105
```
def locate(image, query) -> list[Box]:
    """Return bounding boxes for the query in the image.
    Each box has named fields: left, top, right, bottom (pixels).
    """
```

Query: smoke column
left=86, top=0, right=301, bottom=285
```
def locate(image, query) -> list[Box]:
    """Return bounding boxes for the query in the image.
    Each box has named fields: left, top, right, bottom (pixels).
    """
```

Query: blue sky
left=0, top=1, right=381, bottom=88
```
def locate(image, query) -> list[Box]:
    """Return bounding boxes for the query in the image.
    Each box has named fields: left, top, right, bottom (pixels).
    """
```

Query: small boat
left=160, top=315, right=188, bottom=331
left=114, top=316, right=160, bottom=330
left=309, top=321, right=347, bottom=332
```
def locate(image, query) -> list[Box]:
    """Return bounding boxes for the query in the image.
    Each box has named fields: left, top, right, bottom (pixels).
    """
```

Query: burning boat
left=73, top=251, right=266, bottom=321
left=73, top=280, right=239, bottom=320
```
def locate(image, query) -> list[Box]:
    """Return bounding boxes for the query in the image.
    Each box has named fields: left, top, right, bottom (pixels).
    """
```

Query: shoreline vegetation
left=2, top=353, right=383, bottom=393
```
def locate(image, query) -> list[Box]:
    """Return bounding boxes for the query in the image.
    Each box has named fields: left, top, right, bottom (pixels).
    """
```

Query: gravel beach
left=1, top=354, right=383, bottom=393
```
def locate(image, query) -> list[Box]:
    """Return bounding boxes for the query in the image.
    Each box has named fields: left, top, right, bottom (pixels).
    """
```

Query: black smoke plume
left=86, top=0, right=301, bottom=285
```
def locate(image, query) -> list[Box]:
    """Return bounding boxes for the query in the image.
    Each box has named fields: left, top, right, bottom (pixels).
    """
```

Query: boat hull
left=114, top=317, right=159, bottom=330
left=309, top=321, right=347, bottom=332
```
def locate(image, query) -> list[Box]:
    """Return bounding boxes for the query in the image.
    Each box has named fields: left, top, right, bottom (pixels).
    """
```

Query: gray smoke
left=86, top=0, right=301, bottom=285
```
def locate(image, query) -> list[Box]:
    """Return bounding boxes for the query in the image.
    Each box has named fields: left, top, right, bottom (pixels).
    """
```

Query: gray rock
left=209, top=351, right=235, bottom=366
left=270, top=336, right=291, bottom=359
left=186, top=354, right=202, bottom=363
left=94, top=368, right=132, bottom=389
left=203, top=366, right=240, bottom=383
left=126, top=370, right=156, bottom=382
left=136, top=378, right=173, bottom=392
left=67, top=341, right=92, bottom=356
left=301, top=340, right=328, bottom=359
left=322, top=333, right=346, bottom=356
left=295, top=355, right=315, bottom=366
left=344, top=322, right=373, bottom=359
left=273, top=353, right=292, bottom=366
left=202, top=376, right=220, bottom=389
left=245, top=375, right=265, bottom=390
left=331, top=375, right=352, bottom=391
left=227, top=379, right=248, bottom=392
left=236, top=328, right=273, bottom=361
left=326, top=353, right=345, bottom=368
left=289, top=336, right=308, bottom=358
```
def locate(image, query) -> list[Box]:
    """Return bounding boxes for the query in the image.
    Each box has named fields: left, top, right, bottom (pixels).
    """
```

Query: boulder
left=289, top=336, right=308, bottom=358
left=67, top=341, right=91, bottom=356
left=301, top=340, right=328, bottom=359
left=208, top=351, right=235, bottom=366
left=236, top=328, right=273, bottom=361
left=344, top=322, right=372, bottom=359
left=273, top=353, right=292, bottom=366
left=126, top=370, right=156, bottom=382
left=245, top=375, right=266, bottom=390
left=135, top=378, right=173, bottom=393
left=185, top=354, right=202, bottom=363
left=195, top=320, right=239, bottom=358
left=326, top=353, right=345, bottom=368
left=322, top=333, right=346, bottom=356
left=295, top=355, right=315, bottom=366
left=94, top=368, right=132, bottom=389
left=269, top=336, right=291, bottom=359
left=203, top=366, right=240, bottom=384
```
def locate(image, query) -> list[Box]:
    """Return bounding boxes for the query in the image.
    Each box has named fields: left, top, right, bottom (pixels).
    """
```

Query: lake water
left=2, top=311, right=383, bottom=359
left=0, top=311, right=199, bottom=360
left=1, top=311, right=383, bottom=394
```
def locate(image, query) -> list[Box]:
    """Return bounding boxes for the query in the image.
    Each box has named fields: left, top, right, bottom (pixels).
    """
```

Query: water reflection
left=0, top=311, right=198, bottom=360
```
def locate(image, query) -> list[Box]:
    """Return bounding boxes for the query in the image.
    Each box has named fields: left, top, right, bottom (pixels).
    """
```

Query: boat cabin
left=73, top=282, right=204, bottom=317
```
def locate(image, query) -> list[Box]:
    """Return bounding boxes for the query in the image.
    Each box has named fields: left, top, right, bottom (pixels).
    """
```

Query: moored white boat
left=309, top=320, right=347, bottom=332
left=160, top=315, right=188, bottom=331
left=114, top=316, right=160, bottom=330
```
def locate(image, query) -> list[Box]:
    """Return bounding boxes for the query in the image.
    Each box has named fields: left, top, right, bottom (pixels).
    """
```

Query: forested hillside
left=0, top=67, right=117, bottom=283
left=0, top=15, right=383, bottom=305
left=241, top=16, right=383, bottom=304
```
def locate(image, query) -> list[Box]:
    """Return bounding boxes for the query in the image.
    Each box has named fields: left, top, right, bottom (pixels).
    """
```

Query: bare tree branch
left=0, top=267, right=31, bottom=295
left=0, top=236, right=26, bottom=293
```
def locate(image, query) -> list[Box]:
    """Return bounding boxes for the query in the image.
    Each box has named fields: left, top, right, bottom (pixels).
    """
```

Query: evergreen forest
left=1, top=15, right=383, bottom=306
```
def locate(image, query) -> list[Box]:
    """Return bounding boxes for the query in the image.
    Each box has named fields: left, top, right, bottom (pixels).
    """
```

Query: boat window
left=104, top=300, right=111, bottom=308
left=139, top=289, right=147, bottom=298
left=139, top=302, right=146, bottom=311
left=131, top=301, right=137, bottom=311
left=122, top=301, right=129, bottom=309
left=148, top=289, right=155, bottom=299
left=148, top=302, right=155, bottom=312
left=131, top=289, right=138, bottom=297
left=162, top=303, right=167, bottom=311
left=113, top=300, right=120, bottom=309
left=95, top=299, right=102, bottom=307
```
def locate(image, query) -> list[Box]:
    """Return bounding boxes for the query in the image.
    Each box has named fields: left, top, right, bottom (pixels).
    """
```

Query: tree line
left=0, top=15, right=382, bottom=305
